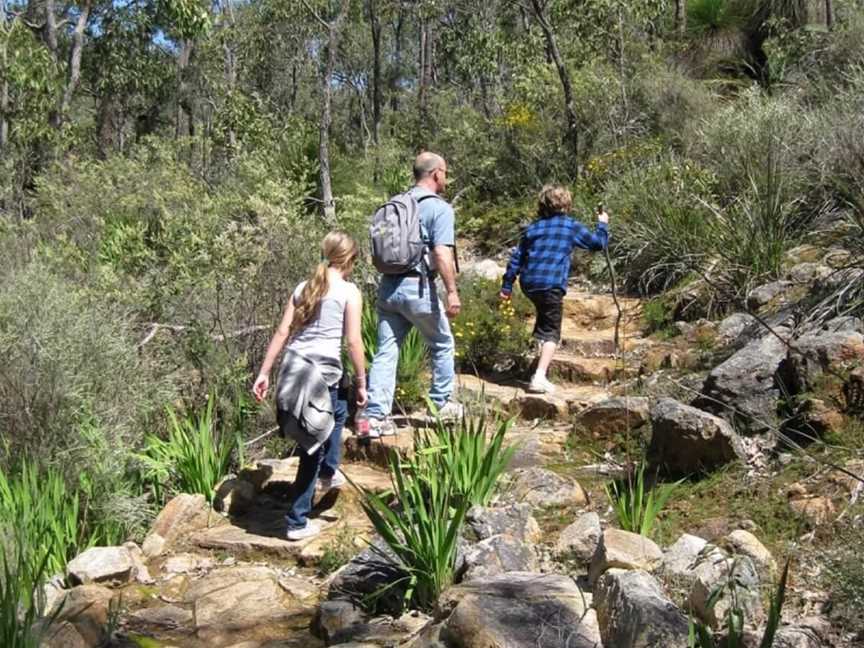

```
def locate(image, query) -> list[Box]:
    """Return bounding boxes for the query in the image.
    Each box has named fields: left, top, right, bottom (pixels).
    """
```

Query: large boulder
left=574, top=397, right=650, bottom=437
left=67, top=546, right=134, bottom=585
left=51, top=585, right=115, bottom=646
left=693, top=330, right=790, bottom=435
left=437, top=572, right=600, bottom=648
left=594, top=569, right=690, bottom=648
left=555, top=512, right=602, bottom=563
left=328, top=537, right=408, bottom=614
left=659, top=534, right=708, bottom=582
left=725, top=529, right=776, bottom=578
left=464, top=503, right=541, bottom=543
left=142, top=493, right=211, bottom=557
left=502, top=467, right=588, bottom=508
left=648, top=398, right=747, bottom=474
left=688, top=551, right=762, bottom=628
left=716, top=313, right=758, bottom=348
left=588, top=529, right=663, bottom=585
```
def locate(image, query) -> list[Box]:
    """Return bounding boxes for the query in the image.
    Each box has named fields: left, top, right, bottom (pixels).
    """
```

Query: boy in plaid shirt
left=499, top=185, right=610, bottom=394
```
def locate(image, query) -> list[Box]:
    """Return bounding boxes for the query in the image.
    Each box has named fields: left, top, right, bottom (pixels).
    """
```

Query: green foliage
left=0, top=533, right=57, bottom=648
left=687, top=0, right=751, bottom=34
left=138, top=394, right=239, bottom=505
left=317, top=525, right=358, bottom=576
left=642, top=297, right=676, bottom=336
left=452, top=277, right=534, bottom=375
left=605, top=461, right=683, bottom=538
left=689, top=560, right=790, bottom=648
left=0, top=462, right=81, bottom=576
left=358, top=453, right=469, bottom=612
left=414, top=412, right=517, bottom=508
left=459, top=201, right=531, bottom=254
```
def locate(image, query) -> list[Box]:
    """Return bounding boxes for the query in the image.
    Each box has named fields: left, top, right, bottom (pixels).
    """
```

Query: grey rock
left=822, top=316, right=864, bottom=334
left=694, top=330, right=789, bottom=435
left=42, top=622, right=89, bottom=648
left=67, top=546, right=133, bottom=585
left=725, top=529, right=777, bottom=578
left=53, top=585, right=114, bottom=646
left=438, top=572, right=600, bottom=648
left=555, top=512, right=602, bottom=563
left=464, top=503, right=541, bottom=543
left=574, top=397, right=650, bottom=436
left=689, top=552, right=762, bottom=628
left=747, top=280, right=794, bottom=310
left=780, top=329, right=864, bottom=396
left=328, top=537, right=408, bottom=614
left=648, top=398, right=747, bottom=474
left=786, top=262, right=833, bottom=284
left=131, top=605, right=194, bottom=629
left=328, top=610, right=432, bottom=646
left=459, top=534, right=538, bottom=581
left=660, top=534, right=708, bottom=580
left=315, top=599, right=364, bottom=642
left=594, top=569, right=690, bottom=648
left=194, top=578, right=295, bottom=630
left=773, top=625, right=824, bottom=648
left=183, top=566, right=275, bottom=603
left=589, top=529, right=663, bottom=585
left=503, top=467, right=588, bottom=508
left=465, top=259, right=505, bottom=281
left=716, top=313, right=757, bottom=347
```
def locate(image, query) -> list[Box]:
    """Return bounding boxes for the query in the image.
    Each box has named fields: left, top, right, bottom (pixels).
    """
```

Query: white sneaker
left=431, top=400, right=465, bottom=421
left=286, top=520, right=322, bottom=541
left=528, top=375, right=557, bottom=394
left=317, top=470, right=346, bottom=492
left=368, top=417, right=397, bottom=437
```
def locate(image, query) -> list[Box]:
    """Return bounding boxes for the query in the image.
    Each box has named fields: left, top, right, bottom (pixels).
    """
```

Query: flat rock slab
left=191, top=515, right=338, bottom=558
left=194, top=578, right=301, bottom=631
left=574, top=396, right=651, bottom=437
left=437, top=572, right=600, bottom=648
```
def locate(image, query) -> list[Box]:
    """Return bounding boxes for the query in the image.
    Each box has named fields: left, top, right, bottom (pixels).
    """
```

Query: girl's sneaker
left=368, top=417, right=397, bottom=437
left=286, top=520, right=322, bottom=541
left=528, top=375, right=557, bottom=394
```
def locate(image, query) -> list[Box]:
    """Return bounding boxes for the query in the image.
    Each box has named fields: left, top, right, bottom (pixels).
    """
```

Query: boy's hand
left=598, top=210, right=609, bottom=224
left=499, top=291, right=511, bottom=301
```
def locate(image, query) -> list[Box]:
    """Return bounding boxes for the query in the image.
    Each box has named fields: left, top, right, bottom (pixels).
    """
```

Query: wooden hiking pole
left=599, top=203, right=622, bottom=354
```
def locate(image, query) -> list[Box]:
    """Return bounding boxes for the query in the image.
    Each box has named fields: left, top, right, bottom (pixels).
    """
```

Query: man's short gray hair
left=413, top=152, right=445, bottom=180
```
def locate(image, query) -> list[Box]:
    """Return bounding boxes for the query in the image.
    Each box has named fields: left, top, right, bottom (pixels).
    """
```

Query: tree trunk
left=175, top=40, right=194, bottom=138
left=59, top=0, right=91, bottom=121
left=317, top=0, right=351, bottom=225
left=367, top=0, right=382, bottom=145
left=825, top=0, right=834, bottom=30
left=0, top=0, right=8, bottom=153
left=222, top=0, right=237, bottom=149
left=418, top=15, right=428, bottom=120
left=674, top=0, right=686, bottom=35
left=97, top=94, right=121, bottom=157
left=389, top=6, right=404, bottom=113
left=529, top=0, right=579, bottom=163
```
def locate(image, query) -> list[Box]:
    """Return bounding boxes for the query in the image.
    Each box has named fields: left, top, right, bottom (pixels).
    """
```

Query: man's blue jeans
left=366, top=274, right=456, bottom=419
left=285, top=385, right=346, bottom=531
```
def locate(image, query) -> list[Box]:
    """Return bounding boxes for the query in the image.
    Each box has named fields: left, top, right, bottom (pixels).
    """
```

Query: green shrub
left=453, top=277, right=534, bottom=375
left=459, top=201, right=531, bottom=255
left=642, top=297, right=677, bottom=336
left=137, top=394, right=240, bottom=506
left=414, top=412, right=517, bottom=508
left=606, top=460, right=683, bottom=538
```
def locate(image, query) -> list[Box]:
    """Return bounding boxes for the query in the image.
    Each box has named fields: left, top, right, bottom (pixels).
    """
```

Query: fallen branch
left=137, top=323, right=269, bottom=349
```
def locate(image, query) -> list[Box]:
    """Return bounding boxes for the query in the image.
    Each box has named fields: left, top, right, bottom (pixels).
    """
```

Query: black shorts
left=526, top=288, right=564, bottom=343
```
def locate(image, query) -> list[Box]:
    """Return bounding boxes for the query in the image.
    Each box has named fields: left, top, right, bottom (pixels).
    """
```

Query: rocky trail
left=43, top=262, right=864, bottom=648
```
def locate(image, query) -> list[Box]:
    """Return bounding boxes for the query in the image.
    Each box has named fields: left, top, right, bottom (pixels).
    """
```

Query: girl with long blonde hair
left=253, top=231, right=366, bottom=540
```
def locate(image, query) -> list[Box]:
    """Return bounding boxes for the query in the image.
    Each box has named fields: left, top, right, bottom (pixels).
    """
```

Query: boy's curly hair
left=537, top=184, right=572, bottom=217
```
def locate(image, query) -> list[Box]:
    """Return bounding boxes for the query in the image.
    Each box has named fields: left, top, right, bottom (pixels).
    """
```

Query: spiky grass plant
left=605, top=460, right=683, bottom=538
left=689, top=559, right=790, bottom=647
left=359, top=453, right=468, bottom=611
left=138, top=394, right=238, bottom=505
left=0, top=533, right=58, bottom=648
left=0, top=462, right=82, bottom=575
left=414, top=411, right=517, bottom=508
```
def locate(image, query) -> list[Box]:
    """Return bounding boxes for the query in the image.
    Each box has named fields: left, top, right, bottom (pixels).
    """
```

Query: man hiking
left=362, top=152, right=463, bottom=436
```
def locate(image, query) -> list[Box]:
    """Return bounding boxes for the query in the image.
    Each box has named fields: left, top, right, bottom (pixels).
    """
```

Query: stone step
left=548, top=353, right=626, bottom=384
left=559, top=326, right=651, bottom=357
left=562, top=292, right=643, bottom=330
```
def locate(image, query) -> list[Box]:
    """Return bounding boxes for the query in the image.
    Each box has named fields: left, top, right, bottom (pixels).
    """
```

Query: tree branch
left=137, top=323, right=270, bottom=349
left=300, top=0, right=330, bottom=30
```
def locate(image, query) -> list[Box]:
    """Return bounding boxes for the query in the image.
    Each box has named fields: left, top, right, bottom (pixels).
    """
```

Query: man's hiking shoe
left=286, top=520, right=321, bottom=541
left=317, top=470, right=347, bottom=492
left=429, top=400, right=464, bottom=422
left=367, top=417, right=397, bottom=437
left=528, top=375, right=557, bottom=395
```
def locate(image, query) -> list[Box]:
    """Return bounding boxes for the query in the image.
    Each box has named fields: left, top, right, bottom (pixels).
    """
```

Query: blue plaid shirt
left=501, top=214, right=609, bottom=295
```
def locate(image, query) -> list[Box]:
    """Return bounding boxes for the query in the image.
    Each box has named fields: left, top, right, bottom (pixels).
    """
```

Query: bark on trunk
left=529, top=0, right=579, bottom=163
left=1, top=0, right=8, bottom=152
left=222, top=0, right=237, bottom=149
left=418, top=16, right=428, bottom=120
left=389, top=7, right=404, bottom=113
left=175, top=40, right=194, bottom=138
left=825, top=0, right=834, bottom=29
left=367, top=0, right=382, bottom=145
left=674, top=0, right=686, bottom=35
left=317, top=0, right=351, bottom=225
left=60, top=0, right=91, bottom=120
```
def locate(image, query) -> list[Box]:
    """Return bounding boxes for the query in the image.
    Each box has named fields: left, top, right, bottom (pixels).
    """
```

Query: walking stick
left=599, top=203, right=622, bottom=354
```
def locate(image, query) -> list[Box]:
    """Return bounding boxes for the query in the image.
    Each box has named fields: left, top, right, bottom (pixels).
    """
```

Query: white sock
left=533, top=370, right=546, bottom=381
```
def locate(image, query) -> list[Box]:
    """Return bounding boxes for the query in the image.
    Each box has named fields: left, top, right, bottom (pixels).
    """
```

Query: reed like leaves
left=605, top=460, right=682, bottom=538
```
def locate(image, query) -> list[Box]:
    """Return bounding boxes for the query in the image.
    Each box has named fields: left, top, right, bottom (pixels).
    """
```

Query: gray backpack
left=370, top=192, right=436, bottom=274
